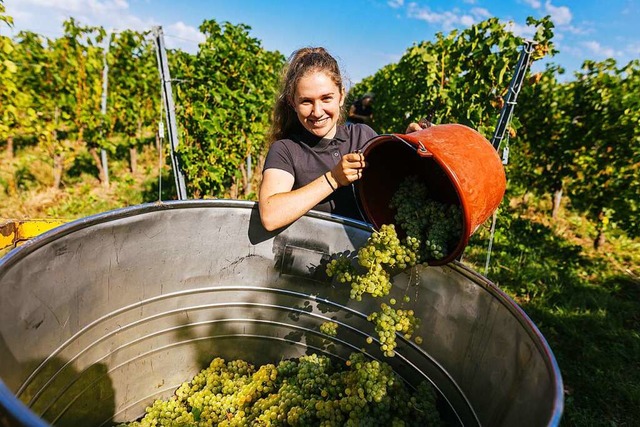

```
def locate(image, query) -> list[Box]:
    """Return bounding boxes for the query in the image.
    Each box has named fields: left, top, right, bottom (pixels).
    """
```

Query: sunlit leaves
left=170, top=20, right=284, bottom=198
left=350, top=16, right=556, bottom=138
left=567, top=59, right=640, bottom=238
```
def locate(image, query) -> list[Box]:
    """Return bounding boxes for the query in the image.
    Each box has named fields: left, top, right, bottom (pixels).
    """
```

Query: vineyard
left=1, top=1, right=640, bottom=425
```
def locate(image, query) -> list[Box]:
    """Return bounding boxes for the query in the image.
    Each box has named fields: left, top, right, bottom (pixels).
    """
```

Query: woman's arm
left=259, top=152, right=366, bottom=231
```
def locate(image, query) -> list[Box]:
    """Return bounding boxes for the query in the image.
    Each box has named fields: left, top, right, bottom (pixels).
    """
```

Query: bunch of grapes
left=325, top=256, right=356, bottom=284
left=121, top=352, right=444, bottom=426
left=389, top=176, right=430, bottom=242
left=424, top=203, right=463, bottom=259
left=357, top=224, right=417, bottom=271
left=319, top=321, right=338, bottom=337
left=326, top=224, right=419, bottom=302
left=391, top=175, right=463, bottom=261
left=367, top=303, right=419, bottom=357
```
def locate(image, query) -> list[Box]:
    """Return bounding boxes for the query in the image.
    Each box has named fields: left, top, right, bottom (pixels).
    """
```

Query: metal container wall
left=0, top=200, right=563, bottom=426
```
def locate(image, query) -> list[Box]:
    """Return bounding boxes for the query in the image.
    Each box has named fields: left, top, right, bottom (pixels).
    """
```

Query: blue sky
left=4, top=0, right=639, bottom=84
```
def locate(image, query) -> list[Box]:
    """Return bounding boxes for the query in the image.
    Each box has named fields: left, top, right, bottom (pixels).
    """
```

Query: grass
left=0, top=143, right=173, bottom=219
left=2, top=142, right=639, bottom=426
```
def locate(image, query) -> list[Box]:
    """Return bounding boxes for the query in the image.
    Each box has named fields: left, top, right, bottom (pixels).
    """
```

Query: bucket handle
left=387, top=134, right=433, bottom=158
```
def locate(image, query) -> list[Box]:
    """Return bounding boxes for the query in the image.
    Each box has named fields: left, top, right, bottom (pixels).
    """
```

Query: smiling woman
left=258, top=47, right=375, bottom=231
left=258, top=47, right=421, bottom=232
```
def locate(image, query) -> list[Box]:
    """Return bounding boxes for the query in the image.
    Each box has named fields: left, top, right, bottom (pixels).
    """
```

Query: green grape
left=391, top=175, right=463, bottom=262
left=320, top=321, right=339, bottom=337
left=122, top=352, right=444, bottom=427
left=368, top=303, right=420, bottom=357
left=326, top=255, right=356, bottom=283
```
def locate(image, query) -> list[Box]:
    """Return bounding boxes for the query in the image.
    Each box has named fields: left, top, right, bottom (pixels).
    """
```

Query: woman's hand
left=405, top=122, right=423, bottom=133
left=405, top=118, right=432, bottom=133
left=328, top=152, right=367, bottom=187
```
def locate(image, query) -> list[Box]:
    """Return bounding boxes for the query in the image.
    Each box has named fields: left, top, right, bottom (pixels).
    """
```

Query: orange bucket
left=357, top=124, right=506, bottom=265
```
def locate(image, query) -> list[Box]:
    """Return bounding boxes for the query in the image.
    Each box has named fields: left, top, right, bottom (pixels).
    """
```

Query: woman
left=259, top=47, right=420, bottom=231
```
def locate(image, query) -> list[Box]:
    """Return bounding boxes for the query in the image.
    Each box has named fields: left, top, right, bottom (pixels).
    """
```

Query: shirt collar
left=293, top=124, right=348, bottom=149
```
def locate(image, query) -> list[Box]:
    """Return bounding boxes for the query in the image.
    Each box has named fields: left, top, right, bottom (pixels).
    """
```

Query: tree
left=108, top=29, right=159, bottom=174
left=511, top=65, right=576, bottom=218
left=0, top=4, right=37, bottom=162
left=36, top=19, right=107, bottom=188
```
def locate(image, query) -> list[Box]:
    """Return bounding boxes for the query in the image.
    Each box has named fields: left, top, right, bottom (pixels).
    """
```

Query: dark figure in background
left=347, top=93, right=374, bottom=125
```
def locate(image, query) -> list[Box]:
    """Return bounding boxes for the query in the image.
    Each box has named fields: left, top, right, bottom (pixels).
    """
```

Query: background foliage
left=171, top=20, right=284, bottom=198
left=1, top=3, right=639, bottom=424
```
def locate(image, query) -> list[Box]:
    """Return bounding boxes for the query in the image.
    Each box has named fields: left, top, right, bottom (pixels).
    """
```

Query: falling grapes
left=326, top=222, right=422, bottom=356
left=326, top=224, right=419, bottom=303
left=368, top=303, right=420, bottom=357
left=120, top=352, right=444, bottom=427
left=325, top=176, right=461, bottom=357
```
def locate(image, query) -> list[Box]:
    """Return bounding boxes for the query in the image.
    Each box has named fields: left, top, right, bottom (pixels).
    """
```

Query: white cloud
left=164, top=21, right=205, bottom=53
left=405, top=3, right=492, bottom=31
left=4, top=0, right=202, bottom=53
left=388, top=0, right=404, bottom=9
left=16, top=0, right=129, bottom=14
left=582, top=40, right=616, bottom=58
left=544, top=1, right=572, bottom=26
left=460, top=15, right=475, bottom=27
left=6, top=0, right=149, bottom=37
left=503, top=20, right=536, bottom=39
left=626, top=42, right=640, bottom=56
left=562, top=24, right=592, bottom=36
left=470, top=8, right=492, bottom=20
left=522, top=0, right=542, bottom=9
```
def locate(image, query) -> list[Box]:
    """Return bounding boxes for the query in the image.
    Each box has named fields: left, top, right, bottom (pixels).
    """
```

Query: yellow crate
left=0, top=219, right=68, bottom=251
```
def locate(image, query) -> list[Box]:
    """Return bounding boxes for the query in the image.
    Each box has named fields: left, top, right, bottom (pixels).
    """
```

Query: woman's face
left=292, top=71, right=344, bottom=139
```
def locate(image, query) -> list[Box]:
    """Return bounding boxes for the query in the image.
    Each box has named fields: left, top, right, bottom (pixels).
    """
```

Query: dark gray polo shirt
left=263, top=123, right=377, bottom=221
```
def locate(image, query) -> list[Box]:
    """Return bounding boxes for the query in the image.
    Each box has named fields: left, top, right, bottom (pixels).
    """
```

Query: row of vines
left=351, top=17, right=639, bottom=248
left=1, top=0, right=638, bottom=246
left=0, top=1, right=284, bottom=200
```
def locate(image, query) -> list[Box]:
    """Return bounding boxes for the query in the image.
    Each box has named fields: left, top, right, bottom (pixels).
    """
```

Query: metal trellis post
left=491, top=40, right=535, bottom=151
left=100, top=34, right=110, bottom=187
left=153, top=26, right=188, bottom=200
left=483, top=40, right=536, bottom=276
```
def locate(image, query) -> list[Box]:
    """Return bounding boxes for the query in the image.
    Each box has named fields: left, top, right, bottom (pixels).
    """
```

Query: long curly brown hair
left=267, top=47, right=345, bottom=144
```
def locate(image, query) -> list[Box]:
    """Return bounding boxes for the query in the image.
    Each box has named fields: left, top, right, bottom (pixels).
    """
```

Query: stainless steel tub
left=0, top=200, right=563, bottom=426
